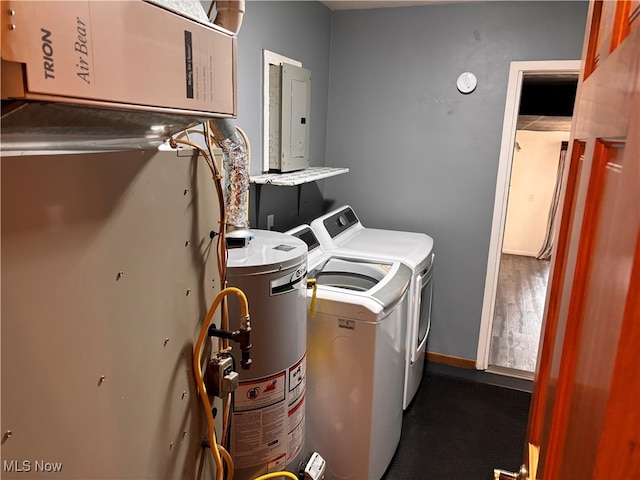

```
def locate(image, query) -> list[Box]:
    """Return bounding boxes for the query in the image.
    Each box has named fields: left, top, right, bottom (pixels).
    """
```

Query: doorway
left=476, top=60, right=580, bottom=378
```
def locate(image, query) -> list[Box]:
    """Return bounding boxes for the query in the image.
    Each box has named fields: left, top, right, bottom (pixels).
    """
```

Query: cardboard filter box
left=1, top=0, right=237, bottom=118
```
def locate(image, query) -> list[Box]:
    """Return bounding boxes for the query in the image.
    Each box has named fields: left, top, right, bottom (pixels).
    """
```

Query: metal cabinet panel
left=1, top=148, right=221, bottom=479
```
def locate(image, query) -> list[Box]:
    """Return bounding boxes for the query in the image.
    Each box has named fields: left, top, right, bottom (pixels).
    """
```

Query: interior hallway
left=489, top=254, right=551, bottom=373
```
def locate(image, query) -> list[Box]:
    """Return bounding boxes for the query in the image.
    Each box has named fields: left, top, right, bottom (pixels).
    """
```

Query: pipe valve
left=208, top=319, right=252, bottom=369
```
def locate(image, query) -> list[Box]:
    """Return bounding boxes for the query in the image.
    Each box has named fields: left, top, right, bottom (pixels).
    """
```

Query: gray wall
left=323, top=1, right=588, bottom=361
left=235, top=1, right=333, bottom=230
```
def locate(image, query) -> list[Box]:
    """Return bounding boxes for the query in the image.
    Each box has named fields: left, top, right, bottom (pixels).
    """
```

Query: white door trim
left=476, top=60, right=581, bottom=370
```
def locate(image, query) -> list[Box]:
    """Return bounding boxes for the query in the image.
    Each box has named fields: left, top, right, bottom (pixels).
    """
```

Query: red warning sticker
left=231, top=355, right=307, bottom=470
left=235, top=372, right=286, bottom=412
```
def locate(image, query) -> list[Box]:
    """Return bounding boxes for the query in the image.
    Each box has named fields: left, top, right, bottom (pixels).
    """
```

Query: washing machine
left=287, top=225, right=411, bottom=480
left=310, top=206, right=434, bottom=410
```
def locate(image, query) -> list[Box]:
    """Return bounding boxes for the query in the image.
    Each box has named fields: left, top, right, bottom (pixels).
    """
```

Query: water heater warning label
left=232, top=355, right=307, bottom=470
left=235, top=372, right=286, bottom=412
left=288, top=395, right=305, bottom=462
left=289, top=355, right=306, bottom=405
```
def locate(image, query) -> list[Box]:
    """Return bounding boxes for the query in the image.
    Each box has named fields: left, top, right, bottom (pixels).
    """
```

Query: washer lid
left=227, top=230, right=307, bottom=275
left=312, top=256, right=412, bottom=311
left=312, top=257, right=392, bottom=292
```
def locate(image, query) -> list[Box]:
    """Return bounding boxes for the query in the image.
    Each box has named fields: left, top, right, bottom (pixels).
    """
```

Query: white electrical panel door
left=289, top=78, right=308, bottom=158
left=282, top=64, right=311, bottom=171
left=268, top=63, right=311, bottom=173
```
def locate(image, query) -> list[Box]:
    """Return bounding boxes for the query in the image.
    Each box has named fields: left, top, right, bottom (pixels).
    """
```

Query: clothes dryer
left=287, top=225, right=411, bottom=480
left=310, top=206, right=434, bottom=410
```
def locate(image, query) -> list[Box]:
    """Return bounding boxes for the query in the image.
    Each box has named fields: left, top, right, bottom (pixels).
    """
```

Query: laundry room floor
left=383, top=366, right=531, bottom=480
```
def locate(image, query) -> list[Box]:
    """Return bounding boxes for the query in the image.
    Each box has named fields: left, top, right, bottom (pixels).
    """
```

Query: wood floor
left=489, top=254, right=551, bottom=373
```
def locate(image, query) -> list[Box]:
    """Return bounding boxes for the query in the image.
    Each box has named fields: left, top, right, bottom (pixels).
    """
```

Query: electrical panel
left=268, top=63, right=311, bottom=172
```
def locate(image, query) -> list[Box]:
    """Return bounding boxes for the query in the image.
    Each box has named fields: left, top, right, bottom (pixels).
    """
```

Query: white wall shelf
left=250, top=167, right=349, bottom=220
left=250, top=166, right=349, bottom=186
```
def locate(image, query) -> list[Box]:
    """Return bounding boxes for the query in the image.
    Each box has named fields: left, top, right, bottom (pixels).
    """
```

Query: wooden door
left=521, top=1, right=640, bottom=479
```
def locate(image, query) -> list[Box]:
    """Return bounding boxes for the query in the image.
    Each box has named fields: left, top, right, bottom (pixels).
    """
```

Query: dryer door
left=411, top=253, right=434, bottom=364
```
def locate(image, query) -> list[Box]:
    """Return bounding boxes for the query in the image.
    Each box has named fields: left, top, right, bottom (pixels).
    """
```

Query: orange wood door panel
left=527, top=140, right=584, bottom=449
left=557, top=140, right=636, bottom=479
left=611, top=0, right=640, bottom=51
left=592, top=227, right=640, bottom=478
left=525, top=2, right=640, bottom=478
left=585, top=0, right=639, bottom=78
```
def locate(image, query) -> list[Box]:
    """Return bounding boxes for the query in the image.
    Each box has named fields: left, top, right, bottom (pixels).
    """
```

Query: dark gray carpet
left=383, top=371, right=531, bottom=480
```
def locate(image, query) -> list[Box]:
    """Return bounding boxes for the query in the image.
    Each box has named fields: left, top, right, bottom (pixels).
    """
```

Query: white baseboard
left=502, top=249, right=538, bottom=257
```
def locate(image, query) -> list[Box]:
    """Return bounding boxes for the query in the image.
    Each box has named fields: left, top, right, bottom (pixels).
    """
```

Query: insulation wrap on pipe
left=210, top=119, right=251, bottom=240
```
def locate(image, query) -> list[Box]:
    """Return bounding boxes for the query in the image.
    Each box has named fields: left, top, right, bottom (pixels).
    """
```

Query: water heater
left=226, top=230, right=308, bottom=480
